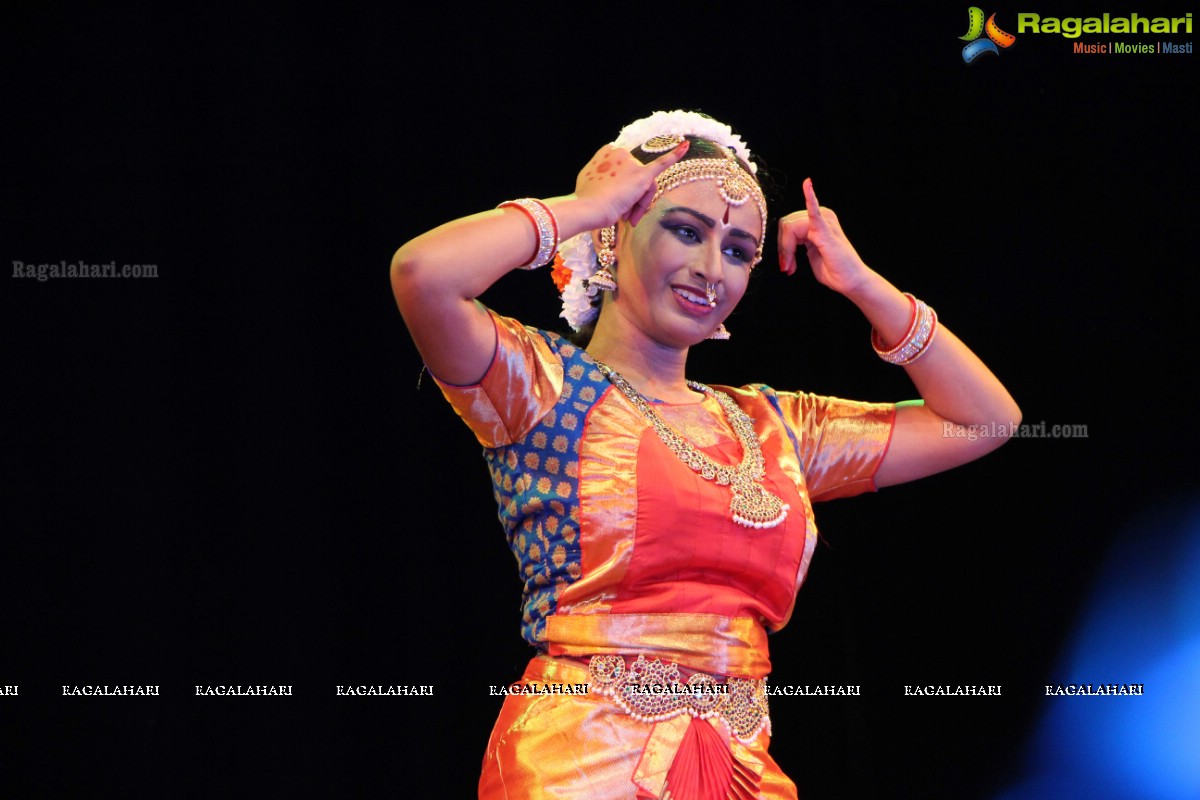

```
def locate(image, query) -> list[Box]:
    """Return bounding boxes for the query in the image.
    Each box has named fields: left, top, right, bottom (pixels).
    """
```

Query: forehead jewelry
left=653, top=148, right=767, bottom=266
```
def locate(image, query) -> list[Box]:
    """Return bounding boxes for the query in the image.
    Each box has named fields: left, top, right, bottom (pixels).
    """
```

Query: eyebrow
left=662, top=206, right=759, bottom=246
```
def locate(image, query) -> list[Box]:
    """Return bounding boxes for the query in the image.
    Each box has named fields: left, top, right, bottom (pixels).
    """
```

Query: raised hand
left=574, top=140, right=690, bottom=228
left=776, top=178, right=872, bottom=297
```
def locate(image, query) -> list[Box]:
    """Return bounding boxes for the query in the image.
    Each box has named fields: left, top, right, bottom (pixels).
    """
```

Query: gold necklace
left=593, top=360, right=789, bottom=529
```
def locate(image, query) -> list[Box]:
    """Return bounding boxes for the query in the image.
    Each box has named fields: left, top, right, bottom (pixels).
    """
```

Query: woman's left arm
left=778, top=179, right=1021, bottom=487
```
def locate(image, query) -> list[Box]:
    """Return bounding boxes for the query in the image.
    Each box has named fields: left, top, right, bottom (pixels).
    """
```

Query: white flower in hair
left=612, top=110, right=757, bottom=174
left=557, top=232, right=602, bottom=330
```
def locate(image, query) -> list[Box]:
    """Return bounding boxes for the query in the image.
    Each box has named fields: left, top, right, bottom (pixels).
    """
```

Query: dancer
left=391, top=110, right=1019, bottom=799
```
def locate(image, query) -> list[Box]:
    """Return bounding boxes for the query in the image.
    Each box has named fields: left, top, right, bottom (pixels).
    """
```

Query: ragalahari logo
left=960, top=7, right=1017, bottom=62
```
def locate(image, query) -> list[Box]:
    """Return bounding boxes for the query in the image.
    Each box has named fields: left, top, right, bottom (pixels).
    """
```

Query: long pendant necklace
left=593, top=360, right=789, bottom=529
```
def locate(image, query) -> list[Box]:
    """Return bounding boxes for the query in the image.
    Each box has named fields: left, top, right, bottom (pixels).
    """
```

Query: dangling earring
left=588, top=225, right=617, bottom=292
left=709, top=323, right=731, bottom=340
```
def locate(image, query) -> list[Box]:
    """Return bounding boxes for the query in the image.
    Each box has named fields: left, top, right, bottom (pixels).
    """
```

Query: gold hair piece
left=652, top=150, right=767, bottom=266
left=640, top=133, right=687, bottom=153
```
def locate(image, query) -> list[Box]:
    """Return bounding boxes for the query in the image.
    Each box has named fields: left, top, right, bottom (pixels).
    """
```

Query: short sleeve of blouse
left=431, top=309, right=565, bottom=448
left=770, top=390, right=897, bottom=502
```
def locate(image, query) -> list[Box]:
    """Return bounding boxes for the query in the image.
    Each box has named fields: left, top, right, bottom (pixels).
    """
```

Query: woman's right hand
left=391, top=139, right=691, bottom=387
left=573, top=140, right=690, bottom=228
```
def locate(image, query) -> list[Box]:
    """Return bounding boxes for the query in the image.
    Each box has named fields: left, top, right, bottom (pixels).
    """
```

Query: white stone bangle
left=872, top=293, right=938, bottom=365
left=497, top=198, right=559, bottom=269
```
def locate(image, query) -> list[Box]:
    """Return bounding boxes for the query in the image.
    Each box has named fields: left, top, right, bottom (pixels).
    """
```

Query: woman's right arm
left=390, top=141, right=690, bottom=385
left=390, top=196, right=602, bottom=385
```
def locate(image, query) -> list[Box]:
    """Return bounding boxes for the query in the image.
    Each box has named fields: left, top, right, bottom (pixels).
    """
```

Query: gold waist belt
left=588, top=654, right=771, bottom=744
left=546, top=612, right=773, bottom=677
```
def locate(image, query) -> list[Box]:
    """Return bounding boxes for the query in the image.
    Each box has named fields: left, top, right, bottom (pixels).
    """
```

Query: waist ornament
left=588, top=654, right=771, bottom=744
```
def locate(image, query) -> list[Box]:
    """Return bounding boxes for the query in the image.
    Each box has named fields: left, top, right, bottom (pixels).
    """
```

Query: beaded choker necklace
left=593, top=360, right=789, bottom=529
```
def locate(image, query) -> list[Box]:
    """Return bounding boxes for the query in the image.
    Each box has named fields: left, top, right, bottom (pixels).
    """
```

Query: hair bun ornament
left=640, top=133, right=686, bottom=154
left=612, top=110, right=756, bottom=174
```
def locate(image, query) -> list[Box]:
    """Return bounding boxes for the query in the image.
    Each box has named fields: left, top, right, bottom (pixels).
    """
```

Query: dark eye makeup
left=660, top=218, right=753, bottom=264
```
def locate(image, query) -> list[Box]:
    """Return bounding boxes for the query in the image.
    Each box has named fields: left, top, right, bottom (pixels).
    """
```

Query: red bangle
left=871, top=293, right=919, bottom=354
left=497, top=198, right=559, bottom=269
left=872, top=293, right=938, bottom=365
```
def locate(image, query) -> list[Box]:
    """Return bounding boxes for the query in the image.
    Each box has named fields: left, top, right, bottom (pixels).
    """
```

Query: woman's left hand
left=777, top=178, right=873, bottom=297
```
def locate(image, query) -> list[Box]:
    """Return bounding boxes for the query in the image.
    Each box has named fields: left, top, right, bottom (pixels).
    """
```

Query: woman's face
left=609, top=180, right=762, bottom=349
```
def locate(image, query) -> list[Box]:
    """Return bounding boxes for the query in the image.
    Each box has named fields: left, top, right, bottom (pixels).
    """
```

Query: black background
left=4, top=2, right=1198, bottom=798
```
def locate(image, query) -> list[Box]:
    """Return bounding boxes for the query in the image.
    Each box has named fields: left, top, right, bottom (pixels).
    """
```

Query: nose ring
left=705, top=283, right=717, bottom=307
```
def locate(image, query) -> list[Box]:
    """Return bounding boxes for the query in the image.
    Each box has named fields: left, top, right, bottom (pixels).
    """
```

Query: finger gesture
left=575, top=140, right=690, bottom=227
left=777, top=179, right=872, bottom=297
